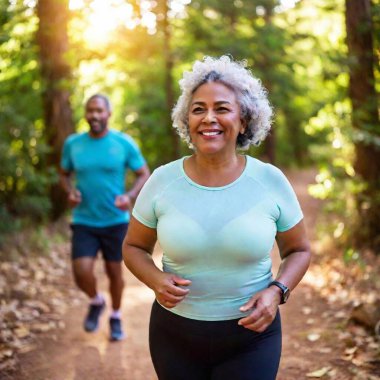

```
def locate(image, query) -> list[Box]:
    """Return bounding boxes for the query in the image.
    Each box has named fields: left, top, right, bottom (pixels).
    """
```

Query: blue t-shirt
left=61, top=130, right=146, bottom=227
left=132, top=156, right=303, bottom=321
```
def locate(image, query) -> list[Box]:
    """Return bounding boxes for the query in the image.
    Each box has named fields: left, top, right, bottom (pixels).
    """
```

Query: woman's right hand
left=153, top=273, right=192, bottom=308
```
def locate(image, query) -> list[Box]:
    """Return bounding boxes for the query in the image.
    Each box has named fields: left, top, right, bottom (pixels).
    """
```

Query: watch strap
left=268, top=281, right=290, bottom=304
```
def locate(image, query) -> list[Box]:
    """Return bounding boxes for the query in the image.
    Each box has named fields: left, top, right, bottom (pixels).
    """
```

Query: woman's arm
left=272, top=220, right=311, bottom=293
left=239, top=220, right=311, bottom=332
left=123, top=217, right=191, bottom=308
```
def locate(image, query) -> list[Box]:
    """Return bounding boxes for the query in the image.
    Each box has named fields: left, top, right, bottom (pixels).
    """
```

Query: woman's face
left=188, top=82, right=245, bottom=156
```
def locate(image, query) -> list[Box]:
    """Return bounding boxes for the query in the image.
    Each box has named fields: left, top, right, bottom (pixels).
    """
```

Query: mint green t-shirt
left=61, top=130, right=145, bottom=227
left=133, top=156, right=303, bottom=321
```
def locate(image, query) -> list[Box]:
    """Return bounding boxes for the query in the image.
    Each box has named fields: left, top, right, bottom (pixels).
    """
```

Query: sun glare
left=276, top=0, right=300, bottom=12
left=70, top=0, right=137, bottom=45
left=69, top=0, right=193, bottom=45
left=91, top=1, right=134, bottom=43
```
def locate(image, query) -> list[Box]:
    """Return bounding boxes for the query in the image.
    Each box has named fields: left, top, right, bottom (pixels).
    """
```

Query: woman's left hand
left=238, top=287, right=281, bottom=332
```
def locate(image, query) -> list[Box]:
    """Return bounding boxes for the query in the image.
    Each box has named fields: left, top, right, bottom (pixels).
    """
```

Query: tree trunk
left=162, top=0, right=181, bottom=160
left=345, top=0, right=380, bottom=251
left=262, top=2, right=276, bottom=164
left=36, top=0, right=74, bottom=220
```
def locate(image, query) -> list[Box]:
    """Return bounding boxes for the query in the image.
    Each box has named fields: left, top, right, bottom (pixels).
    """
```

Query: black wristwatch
left=268, top=281, right=290, bottom=304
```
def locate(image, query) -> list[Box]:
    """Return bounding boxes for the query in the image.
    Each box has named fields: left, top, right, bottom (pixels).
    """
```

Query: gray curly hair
left=172, top=55, right=273, bottom=150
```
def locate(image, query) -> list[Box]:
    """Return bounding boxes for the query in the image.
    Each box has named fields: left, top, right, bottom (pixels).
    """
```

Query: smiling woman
left=122, top=55, right=311, bottom=380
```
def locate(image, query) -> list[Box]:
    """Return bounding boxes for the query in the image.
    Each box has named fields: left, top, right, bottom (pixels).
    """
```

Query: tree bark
left=162, top=0, right=181, bottom=160
left=345, top=0, right=380, bottom=251
left=36, top=0, right=74, bottom=220
left=263, top=2, right=276, bottom=164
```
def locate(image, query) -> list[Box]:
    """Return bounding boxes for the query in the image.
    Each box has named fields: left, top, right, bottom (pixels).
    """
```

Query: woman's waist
left=160, top=273, right=272, bottom=321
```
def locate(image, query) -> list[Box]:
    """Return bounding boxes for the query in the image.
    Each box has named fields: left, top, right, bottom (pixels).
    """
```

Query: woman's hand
left=153, top=273, right=192, bottom=308
left=238, top=287, right=281, bottom=332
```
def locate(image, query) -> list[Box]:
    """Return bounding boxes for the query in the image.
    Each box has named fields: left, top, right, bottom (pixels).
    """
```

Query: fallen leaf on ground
left=30, top=322, right=53, bottom=333
left=344, top=346, right=358, bottom=355
left=13, top=326, right=30, bottom=339
left=316, top=347, right=332, bottom=354
left=307, top=333, right=321, bottom=342
left=306, top=367, right=331, bottom=378
left=0, top=349, right=13, bottom=360
left=17, top=343, right=36, bottom=354
left=302, top=307, right=312, bottom=315
left=334, top=311, right=347, bottom=319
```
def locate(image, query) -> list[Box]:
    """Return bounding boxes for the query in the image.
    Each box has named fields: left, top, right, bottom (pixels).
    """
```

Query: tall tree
left=0, top=1, right=54, bottom=234
left=345, top=0, right=380, bottom=251
left=160, top=0, right=181, bottom=160
left=256, top=0, right=277, bottom=163
left=36, top=0, right=74, bottom=220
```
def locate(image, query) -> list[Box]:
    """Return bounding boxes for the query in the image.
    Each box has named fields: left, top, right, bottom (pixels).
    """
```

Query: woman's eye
left=216, top=107, right=229, bottom=112
left=192, top=107, right=204, bottom=113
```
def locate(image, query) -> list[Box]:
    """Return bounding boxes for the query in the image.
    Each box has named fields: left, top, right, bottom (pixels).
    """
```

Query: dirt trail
left=5, top=169, right=357, bottom=380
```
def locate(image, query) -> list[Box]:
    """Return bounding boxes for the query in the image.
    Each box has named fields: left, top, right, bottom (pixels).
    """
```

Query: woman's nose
left=202, top=110, right=216, bottom=123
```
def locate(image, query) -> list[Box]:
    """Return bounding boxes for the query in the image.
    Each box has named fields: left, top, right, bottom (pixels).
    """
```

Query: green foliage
left=0, top=0, right=378, bottom=251
left=0, top=1, right=53, bottom=237
left=65, top=0, right=351, bottom=170
left=343, top=247, right=363, bottom=265
left=178, top=0, right=332, bottom=166
left=307, top=96, right=379, bottom=252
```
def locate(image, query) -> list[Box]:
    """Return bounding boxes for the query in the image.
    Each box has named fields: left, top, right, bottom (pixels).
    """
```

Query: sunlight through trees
left=0, top=0, right=379, bottom=252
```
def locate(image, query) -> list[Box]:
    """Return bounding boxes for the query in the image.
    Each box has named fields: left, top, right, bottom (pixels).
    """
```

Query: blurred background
left=0, top=0, right=379, bottom=253
left=0, top=1, right=379, bottom=378
left=0, top=0, right=379, bottom=254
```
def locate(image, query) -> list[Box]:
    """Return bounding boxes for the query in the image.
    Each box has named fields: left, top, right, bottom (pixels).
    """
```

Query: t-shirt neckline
left=86, top=130, right=111, bottom=140
left=180, top=155, right=249, bottom=191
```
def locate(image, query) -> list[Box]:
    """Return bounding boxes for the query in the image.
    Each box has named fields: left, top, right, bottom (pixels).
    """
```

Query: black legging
left=149, top=301, right=282, bottom=380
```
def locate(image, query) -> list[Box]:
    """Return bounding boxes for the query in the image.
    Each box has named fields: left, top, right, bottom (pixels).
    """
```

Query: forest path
left=4, top=169, right=366, bottom=380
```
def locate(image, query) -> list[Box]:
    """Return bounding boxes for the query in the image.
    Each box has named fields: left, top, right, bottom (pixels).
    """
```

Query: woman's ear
left=239, top=120, right=246, bottom=134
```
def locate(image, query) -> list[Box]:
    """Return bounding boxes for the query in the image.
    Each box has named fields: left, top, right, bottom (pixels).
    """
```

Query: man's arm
left=115, top=164, right=150, bottom=210
left=127, top=164, right=150, bottom=201
left=60, top=169, right=73, bottom=194
left=60, top=169, right=82, bottom=207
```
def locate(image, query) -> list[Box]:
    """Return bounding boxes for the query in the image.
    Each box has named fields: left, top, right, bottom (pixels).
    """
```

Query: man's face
left=85, top=97, right=111, bottom=136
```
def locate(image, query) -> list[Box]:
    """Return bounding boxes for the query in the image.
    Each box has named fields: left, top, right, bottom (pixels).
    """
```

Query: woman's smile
left=199, top=129, right=223, bottom=137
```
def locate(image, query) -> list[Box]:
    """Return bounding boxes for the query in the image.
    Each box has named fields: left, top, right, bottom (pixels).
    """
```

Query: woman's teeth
left=201, top=131, right=221, bottom=136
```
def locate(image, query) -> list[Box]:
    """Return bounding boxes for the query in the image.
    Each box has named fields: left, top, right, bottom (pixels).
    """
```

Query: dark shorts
left=70, top=223, right=128, bottom=262
left=149, top=300, right=282, bottom=380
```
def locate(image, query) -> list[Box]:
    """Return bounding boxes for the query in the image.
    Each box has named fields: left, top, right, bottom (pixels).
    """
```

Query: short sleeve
left=269, top=166, right=303, bottom=232
left=61, top=137, right=73, bottom=172
left=123, top=135, right=146, bottom=171
left=132, top=168, right=162, bottom=228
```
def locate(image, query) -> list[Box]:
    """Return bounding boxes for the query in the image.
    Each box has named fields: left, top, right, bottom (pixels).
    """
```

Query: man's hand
left=68, top=189, right=82, bottom=208
left=114, top=194, right=132, bottom=211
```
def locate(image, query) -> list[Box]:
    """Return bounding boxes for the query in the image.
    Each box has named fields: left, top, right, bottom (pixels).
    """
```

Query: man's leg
left=72, top=257, right=97, bottom=298
left=104, top=260, right=124, bottom=311
left=100, top=223, right=128, bottom=341
left=71, top=225, right=105, bottom=332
